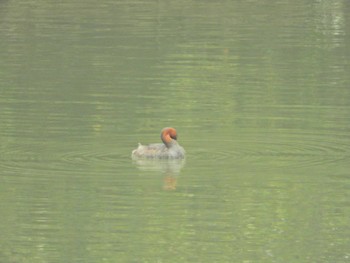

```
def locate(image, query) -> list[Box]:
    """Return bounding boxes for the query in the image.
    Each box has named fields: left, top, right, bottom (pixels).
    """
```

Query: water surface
left=1, top=0, right=350, bottom=262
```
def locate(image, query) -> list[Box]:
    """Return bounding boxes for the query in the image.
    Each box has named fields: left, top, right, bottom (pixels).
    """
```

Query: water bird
left=131, top=127, right=185, bottom=159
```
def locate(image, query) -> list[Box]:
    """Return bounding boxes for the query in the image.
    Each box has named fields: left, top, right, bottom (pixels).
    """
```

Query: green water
left=1, top=0, right=350, bottom=262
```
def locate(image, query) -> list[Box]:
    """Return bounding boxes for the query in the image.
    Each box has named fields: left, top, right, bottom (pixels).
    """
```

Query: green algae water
left=1, top=1, right=349, bottom=262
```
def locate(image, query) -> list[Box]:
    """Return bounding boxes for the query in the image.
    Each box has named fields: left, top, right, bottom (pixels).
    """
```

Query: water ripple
left=0, top=143, right=128, bottom=175
left=1, top=132, right=348, bottom=174
left=60, top=149, right=124, bottom=166
left=190, top=132, right=349, bottom=168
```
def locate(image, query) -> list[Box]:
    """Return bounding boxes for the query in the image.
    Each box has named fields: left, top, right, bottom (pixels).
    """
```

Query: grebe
left=131, top=127, right=185, bottom=159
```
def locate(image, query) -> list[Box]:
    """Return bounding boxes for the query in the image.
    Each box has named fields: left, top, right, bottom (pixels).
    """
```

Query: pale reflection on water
left=132, top=159, right=185, bottom=191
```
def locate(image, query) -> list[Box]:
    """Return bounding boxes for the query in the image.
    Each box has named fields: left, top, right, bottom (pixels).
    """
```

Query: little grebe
left=131, top=127, right=185, bottom=159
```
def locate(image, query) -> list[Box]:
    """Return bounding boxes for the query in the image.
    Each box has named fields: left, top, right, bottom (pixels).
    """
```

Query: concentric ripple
left=189, top=131, right=350, bottom=169
left=0, top=143, right=129, bottom=176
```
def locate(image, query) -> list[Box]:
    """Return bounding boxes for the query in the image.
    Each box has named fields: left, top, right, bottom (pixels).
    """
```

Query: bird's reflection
left=132, top=159, right=185, bottom=191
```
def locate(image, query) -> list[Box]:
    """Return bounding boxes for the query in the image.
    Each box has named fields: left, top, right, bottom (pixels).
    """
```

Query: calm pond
left=1, top=0, right=350, bottom=262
